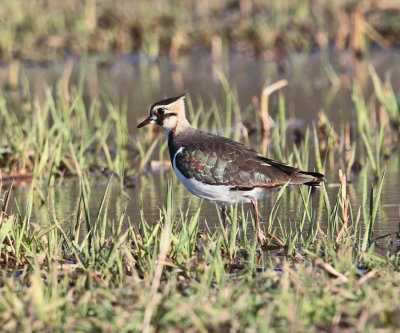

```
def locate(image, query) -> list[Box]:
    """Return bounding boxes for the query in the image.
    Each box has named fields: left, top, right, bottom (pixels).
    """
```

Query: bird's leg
left=221, top=205, right=228, bottom=229
left=248, top=196, right=285, bottom=248
left=248, top=196, right=266, bottom=245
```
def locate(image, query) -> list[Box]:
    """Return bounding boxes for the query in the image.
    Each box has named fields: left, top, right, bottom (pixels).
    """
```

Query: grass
left=0, top=0, right=400, bottom=62
left=1, top=63, right=400, bottom=331
left=0, top=68, right=136, bottom=186
left=0, top=166, right=399, bottom=331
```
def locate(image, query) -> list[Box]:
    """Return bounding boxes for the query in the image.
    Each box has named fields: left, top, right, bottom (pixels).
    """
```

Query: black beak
left=137, top=117, right=153, bottom=128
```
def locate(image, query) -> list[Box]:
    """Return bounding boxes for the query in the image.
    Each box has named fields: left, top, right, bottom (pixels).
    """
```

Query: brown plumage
left=138, top=94, right=326, bottom=245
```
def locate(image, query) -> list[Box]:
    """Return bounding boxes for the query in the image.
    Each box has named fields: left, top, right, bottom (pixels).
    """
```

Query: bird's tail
left=291, top=171, right=326, bottom=186
left=258, top=157, right=326, bottom=186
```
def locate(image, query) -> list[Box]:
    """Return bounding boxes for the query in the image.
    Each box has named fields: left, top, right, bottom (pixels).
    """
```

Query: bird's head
left=137, top=94, right=189, bottom=135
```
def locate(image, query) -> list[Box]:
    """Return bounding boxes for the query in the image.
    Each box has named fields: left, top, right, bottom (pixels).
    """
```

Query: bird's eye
left=158, top=108, right=165, bottom=115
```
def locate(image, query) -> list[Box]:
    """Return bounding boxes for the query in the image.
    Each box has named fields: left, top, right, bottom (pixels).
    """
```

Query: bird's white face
left=151, top=105, right=179, bottom=134
left=137, top=94, right=186, bottom=135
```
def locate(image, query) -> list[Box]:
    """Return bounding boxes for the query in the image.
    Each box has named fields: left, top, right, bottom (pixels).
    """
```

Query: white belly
left=172, top=147, right=266, bottom=205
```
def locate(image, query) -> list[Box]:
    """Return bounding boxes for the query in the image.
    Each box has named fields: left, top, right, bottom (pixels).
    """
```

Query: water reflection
left=2, top=50, right=400, bottom=135
left=9, top=154, right=400, bottom=240
left=2, top=50, right=400, bottom=240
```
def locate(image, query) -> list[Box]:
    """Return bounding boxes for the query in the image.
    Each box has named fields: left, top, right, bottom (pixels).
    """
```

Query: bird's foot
left=257, top=229, right=267, bottom=245
left=267, top=233, right=285, bottom=247
left=257, top=231, right=285, bottom=248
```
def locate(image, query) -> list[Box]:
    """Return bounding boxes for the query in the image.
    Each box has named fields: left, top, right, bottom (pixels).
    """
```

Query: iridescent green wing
left=174, top=137, right=290, bottom=187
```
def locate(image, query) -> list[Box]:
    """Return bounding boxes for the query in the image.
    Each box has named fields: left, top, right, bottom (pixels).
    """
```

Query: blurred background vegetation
left=2, top=2, right=400, bottom=331
left=1, top=0, right=399, bottom=62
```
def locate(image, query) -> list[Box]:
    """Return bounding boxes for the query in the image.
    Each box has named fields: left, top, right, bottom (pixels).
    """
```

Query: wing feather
left=174, top=132, right=291, bottom=188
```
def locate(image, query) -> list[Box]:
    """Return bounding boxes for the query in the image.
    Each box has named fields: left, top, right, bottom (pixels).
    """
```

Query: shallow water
left=2, top=50, right=400, bottom=239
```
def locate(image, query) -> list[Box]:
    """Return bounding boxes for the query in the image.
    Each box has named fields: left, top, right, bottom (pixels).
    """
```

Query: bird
left=137, top=94, right=325, bottom=244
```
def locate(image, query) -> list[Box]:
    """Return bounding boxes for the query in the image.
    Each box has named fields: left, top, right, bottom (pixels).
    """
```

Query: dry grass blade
left=314, top=258, right=349, bottom=283
left=260, top=79, right=287, bottom=135
left=357, top=269, right=378, bottom=286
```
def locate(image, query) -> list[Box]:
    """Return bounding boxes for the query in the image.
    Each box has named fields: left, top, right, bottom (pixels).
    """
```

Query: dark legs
left=247, top=196, right=267, bottom=245
left=221, top=205, right=228, bottom=229
left=220, top=199, right=283, bottom=247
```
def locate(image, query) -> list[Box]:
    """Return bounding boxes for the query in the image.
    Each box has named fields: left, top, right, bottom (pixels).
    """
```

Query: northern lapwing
left=137, top=94, right=325, bottom=244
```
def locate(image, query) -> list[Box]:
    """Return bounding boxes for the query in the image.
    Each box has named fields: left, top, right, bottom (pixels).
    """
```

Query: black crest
left=150, top=93, right=186, bottom=110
